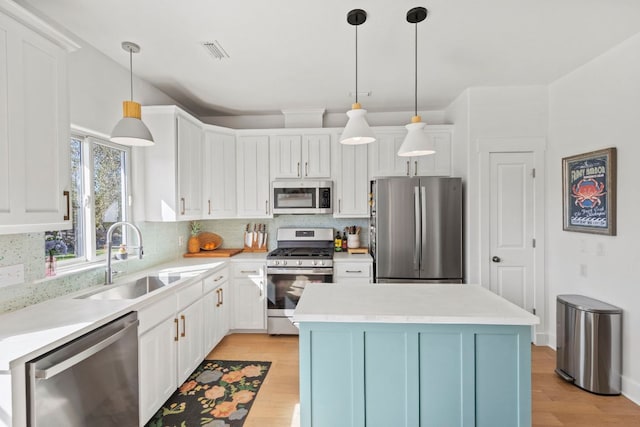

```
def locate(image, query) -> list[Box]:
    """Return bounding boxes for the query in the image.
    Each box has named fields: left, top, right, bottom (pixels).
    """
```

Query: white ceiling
left=17, top=0, right=640, bottom=117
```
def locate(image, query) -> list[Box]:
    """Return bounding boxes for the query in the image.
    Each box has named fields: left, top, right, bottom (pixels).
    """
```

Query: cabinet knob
left=492, top=256, right=501, bottom=263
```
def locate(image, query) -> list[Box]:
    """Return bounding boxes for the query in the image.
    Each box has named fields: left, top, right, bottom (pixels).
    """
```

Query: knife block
left=243, top=231, right=268, bottom=252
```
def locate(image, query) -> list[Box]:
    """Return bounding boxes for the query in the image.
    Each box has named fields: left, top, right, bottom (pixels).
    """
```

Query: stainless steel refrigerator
left=370, top=177, right=463, bottom=283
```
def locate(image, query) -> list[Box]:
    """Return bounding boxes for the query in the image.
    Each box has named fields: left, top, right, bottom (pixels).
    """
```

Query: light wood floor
left=207, top=334, right=640, bottom=427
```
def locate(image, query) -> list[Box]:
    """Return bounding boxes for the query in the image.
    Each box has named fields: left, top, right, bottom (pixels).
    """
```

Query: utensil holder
left=347, top=234, right=360, bottom=249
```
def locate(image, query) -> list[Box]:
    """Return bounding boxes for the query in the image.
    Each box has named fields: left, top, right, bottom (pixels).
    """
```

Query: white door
left=489, top=152, right=535, bottom=313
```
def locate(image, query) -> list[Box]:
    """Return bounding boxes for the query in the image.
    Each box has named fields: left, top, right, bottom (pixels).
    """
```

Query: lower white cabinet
left=232, top=262, right=266, bottom=330
left=138, top=280, right=204, bottom=425
left=176, top=297, right=204, bottom=385
left=203, top=268, right=230, bottom=355
left=138, top=314, right=178, bottom=424
left=334, top=258, right=373, bottom=285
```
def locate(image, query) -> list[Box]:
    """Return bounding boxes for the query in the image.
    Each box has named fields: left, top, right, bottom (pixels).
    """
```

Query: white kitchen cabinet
left=232, top=262, right=266, bottom=330
left=369, top=126, right=452, bottom=178
left=270, top=133, right=331, bottom=179
left=139, top=314, right=178, bottom=424
left=236, top=135, right=271, bottom=218
left=334, top=255, right=373, bottom=285
left=202, top=267, right=230, bottom=355
left=203, top=128, right=236, bottom=218
left=0, top=9, right=75, bottom=234
left=176, top=297, right=203, bottom=385
left=138, top=280, right=204, bottom=425
left=332, top=137, right=369, bottom=218
left=139, top=106, right=203, bottom=221
left=138, top=291, right=179, bottom=425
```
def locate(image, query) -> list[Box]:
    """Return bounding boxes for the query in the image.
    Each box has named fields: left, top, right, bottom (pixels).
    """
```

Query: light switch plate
left=0, top=264, right=25, bottom=288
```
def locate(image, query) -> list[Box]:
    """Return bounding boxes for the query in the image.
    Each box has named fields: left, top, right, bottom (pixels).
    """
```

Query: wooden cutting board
left=183, top=248, right=243, bottom=258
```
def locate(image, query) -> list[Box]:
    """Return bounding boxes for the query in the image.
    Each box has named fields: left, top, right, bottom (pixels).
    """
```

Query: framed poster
left=562, top=147, right=617, bottom=235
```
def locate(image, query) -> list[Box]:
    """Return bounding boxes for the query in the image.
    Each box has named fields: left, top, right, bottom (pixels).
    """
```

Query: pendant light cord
left=129, top=48, right=134, bottom=101
left=355, top=24, right=358, bottom=105
left=414, top=21, right=418, bottom=117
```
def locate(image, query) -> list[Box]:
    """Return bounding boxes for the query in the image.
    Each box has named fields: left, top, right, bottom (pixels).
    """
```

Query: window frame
left=57, top=128, right=132, bottom=268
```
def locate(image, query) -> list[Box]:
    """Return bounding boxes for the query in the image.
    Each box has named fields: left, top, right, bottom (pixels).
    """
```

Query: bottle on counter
left=342, top=231, right=348, bottom=251
left=334, top=231, right=342, bottom=252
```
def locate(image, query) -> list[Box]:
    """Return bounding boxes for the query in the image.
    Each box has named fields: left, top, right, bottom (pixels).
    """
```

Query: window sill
left=33, top=260, right=108, bottom=284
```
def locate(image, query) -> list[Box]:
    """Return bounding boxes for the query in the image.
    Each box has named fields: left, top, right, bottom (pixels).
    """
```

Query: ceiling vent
left=201, top=41, right=230, bottom=60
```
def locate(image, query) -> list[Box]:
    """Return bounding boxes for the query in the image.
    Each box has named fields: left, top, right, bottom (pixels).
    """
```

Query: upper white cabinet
left=140, top=106, right=203, bottom=221
left=0, top=8, right=76, bottom=234
left=369, top=126, right=452, bottom=178
left=203, top=127, right=236, bottom=219
left=270, top=132, right=331, bottom=179
left=236, top=135, right=271, bottom=218
left=332, top=136, right=369, bottom=218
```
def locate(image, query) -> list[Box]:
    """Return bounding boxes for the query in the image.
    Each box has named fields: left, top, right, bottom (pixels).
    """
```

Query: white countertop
left=293, top=283, right=539, bottom=326
left=0, top=254, right=265, bottom=372
left=333, top=252, right=372, bottom=262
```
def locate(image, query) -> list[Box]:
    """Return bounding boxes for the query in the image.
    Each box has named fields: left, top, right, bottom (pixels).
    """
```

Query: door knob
left=492, top=256, right=501, bottom=263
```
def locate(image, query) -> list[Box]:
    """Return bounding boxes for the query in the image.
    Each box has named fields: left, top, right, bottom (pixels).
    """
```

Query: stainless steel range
left=267, top=227, right=334, bottom=334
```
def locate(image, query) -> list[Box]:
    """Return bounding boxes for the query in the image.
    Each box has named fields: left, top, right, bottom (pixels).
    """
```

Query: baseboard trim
left=622, top=375, right=640, bottom=405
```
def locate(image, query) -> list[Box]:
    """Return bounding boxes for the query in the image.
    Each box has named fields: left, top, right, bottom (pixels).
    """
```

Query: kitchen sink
left=77, top=275, right=182, bottom=300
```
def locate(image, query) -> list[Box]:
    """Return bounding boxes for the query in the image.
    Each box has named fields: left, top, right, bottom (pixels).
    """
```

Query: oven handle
left=267, top=268, right=333, bottom=275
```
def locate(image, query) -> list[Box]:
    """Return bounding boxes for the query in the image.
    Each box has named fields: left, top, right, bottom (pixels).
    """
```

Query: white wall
left=547, top=32, right=640, bottom=403
left=68, top=43, right=180, bottom=135
left=446, top=86, right=548, bottom=284
left=201, top=110, right=447, bottom=129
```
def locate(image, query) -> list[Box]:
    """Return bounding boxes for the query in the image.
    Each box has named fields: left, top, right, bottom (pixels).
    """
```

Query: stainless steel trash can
left=556, top=295, right=622, bottom=395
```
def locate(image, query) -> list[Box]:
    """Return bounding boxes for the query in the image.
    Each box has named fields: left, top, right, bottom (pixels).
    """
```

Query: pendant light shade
left=341, top=103, right=375, bottom=145
left=398, top=7, right=434, bottom=157
left=340, top=9, right=375, bottom=145
left=110, top=42, right=154, bottom=147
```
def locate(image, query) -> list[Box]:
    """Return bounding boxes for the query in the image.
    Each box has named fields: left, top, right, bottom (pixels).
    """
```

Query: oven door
left=267, top=267, right=333, bottom=317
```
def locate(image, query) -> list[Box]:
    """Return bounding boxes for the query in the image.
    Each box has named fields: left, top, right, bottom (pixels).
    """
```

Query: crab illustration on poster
left=562, top=147, right=617, bottom=236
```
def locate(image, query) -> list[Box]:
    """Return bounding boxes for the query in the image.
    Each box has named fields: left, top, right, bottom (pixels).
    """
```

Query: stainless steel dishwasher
left=26, top=312, right=139, bottom=426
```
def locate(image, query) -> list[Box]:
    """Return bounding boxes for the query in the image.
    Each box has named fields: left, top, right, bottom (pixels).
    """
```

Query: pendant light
left=340, top=9, right=375, bottom=145
left=398, top=7, right=434, bottom=157
left=110, top=41, right=154, bottom=147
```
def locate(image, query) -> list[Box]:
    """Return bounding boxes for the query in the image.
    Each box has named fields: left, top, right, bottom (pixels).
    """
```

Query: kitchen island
left=293, top=283, right=539, bottom=427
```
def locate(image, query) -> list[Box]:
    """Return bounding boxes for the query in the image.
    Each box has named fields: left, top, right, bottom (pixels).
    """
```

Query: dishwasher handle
left=33, top=319, right=139, bottom=380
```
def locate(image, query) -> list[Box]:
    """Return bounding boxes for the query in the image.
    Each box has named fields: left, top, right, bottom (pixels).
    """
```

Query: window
left=45, top=134, right=131, bottom=266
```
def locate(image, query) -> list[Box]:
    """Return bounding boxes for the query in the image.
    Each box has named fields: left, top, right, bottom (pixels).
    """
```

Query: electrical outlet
left=178, top=235, right=184, bottom=246
left=0, top=264, right=25, bottom=288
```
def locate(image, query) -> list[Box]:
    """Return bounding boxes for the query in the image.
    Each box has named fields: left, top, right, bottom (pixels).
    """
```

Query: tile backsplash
left=0, top=216, right=368, bottom=314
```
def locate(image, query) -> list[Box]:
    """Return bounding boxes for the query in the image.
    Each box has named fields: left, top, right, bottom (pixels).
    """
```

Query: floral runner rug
left=146, top=360, right=271, bottom=427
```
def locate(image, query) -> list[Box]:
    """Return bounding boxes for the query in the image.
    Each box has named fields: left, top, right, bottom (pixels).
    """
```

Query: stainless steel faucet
left=105, top=221, right=144, bottom=284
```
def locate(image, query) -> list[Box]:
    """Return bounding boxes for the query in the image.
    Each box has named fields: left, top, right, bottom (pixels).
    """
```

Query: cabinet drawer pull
left=305, top=162, right=308, bottom=177
left=338, top=199, right=341, bottom=213
left=265, top=200, right=269, bottom=215
left=220, top=288, right=224, bottom=305
left=180, top=197, right=186, bottom=215
left=297, top=162, right=301, bottom=177
left=216, top=288, right=221, bottom=307
left=406, top=161, right=410, bottom=176
left=214, top=275, right=224, bottom=282
left=414, top=161, right=418, bottom=176
left=208, top=199, right=212, bottom=215
left=346, top=270, right=363, bottom=273
left=259, top=281, right=263, bottom=297
left=180, top=314, right=186, bottom=338
left=63, top=191, right=70, bottom=221
left=241, top=270, right=258, bottom=274
left=174, top=318, right=179, bottom=342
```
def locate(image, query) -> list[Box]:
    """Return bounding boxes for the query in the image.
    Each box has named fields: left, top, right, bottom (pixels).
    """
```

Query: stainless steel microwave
left=272, top=181, right=332, bottom=214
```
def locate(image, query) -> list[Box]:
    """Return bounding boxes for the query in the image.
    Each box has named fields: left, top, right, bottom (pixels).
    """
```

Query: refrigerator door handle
left=414, top=186, right=421, bottom=271
left=421, top=186, right=427, bottom=272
